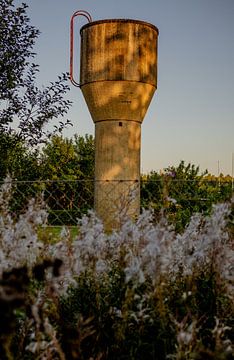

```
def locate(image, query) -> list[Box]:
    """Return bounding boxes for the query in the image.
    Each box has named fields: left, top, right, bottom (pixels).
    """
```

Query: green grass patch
left=37, top=225, right=79, bottom=243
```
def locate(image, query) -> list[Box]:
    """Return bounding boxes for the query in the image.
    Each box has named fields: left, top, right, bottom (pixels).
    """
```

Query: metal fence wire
left=0, top=179, right=233, bottom=227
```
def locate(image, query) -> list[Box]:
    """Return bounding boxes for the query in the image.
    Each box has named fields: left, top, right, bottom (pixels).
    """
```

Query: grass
left=37, top=225, right=79, bottom=243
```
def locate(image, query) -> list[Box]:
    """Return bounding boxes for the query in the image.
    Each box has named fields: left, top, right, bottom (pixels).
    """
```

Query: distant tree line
left=141, top=161, right=233, bottom=231
left=0, top=133, right=95, bottom=182
left=1, top=134, right=233, bottom=230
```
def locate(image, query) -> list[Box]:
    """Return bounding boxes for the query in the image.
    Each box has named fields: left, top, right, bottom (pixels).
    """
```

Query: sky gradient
left=22, top=0, right=234, bottom=175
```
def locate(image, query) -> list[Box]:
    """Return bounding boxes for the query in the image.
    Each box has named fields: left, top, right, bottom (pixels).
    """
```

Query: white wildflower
left=125, top=251, right=145, bottom=284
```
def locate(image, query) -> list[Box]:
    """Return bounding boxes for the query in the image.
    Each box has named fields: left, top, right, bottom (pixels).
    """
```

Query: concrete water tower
left=70, top=11, right=159, bottom=229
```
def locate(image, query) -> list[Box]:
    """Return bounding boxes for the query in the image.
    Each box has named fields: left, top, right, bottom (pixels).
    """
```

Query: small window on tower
left=119, top=122, right=123, bottom=127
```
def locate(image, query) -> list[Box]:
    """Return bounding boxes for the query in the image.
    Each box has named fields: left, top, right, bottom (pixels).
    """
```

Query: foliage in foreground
left=0, top=179, right=233, bottom=359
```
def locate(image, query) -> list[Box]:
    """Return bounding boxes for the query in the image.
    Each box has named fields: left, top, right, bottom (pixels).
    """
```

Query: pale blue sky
left=22, top=0, right=234, bottom=175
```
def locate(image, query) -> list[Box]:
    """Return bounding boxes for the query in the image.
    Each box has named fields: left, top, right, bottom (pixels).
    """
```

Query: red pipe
left=70, top=10, right=92, bottom=87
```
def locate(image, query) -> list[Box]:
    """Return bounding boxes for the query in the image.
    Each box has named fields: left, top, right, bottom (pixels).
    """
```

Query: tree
left=40, top=134, right=94, bottom=180
left=141, top=171, right=163, bottom=213
left=0, top=134, right=95, bottom=225
left=73, top=134, right=95, bottom=179
left=39, top=135, right=95, bottom=224
left=162, top=161, right=208, bottom=230
left=0, top=132, right=40, bottom=181
left=141, top=161, right=233, bottom=231
left=0, top=0, right=72, bottom=146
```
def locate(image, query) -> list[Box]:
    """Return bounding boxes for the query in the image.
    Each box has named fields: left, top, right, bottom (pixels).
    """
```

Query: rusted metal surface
left=80, top=19, right=158, bottom=87
left=80, top=19, right=158, bottom=124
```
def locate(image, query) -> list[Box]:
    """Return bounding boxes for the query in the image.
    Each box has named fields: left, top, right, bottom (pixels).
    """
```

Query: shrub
left=0, top=179, right=233, bottom=359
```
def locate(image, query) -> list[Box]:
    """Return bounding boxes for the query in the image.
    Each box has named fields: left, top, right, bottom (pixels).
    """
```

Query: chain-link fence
left=1, top=179, right=94, bottom=226
left=0, top=178, right=233, bottom=229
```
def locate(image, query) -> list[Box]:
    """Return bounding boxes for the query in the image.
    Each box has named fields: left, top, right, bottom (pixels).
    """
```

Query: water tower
left=70, top=11, right=159, bottom=229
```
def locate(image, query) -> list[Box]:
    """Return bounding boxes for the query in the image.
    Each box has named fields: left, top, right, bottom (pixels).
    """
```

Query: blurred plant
left=0, top=178, right=233, bottom=359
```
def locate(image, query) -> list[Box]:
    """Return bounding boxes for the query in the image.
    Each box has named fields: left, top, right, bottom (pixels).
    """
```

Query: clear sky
left=21, top=0, right=234, bottom=175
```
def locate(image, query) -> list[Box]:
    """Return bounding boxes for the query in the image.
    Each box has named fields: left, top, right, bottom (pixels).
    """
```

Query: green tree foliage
left=141, top=161, right=233, bottom=231
left=0, top=0, right=72, bottom=146
left=163, top=162, right=208, bottom=229
left=0, top=132, right=40, bottom=181
left=74, top=134, right=95, bottom=178
left=39, top=135, right=95, bottom=224
left=0, top=0, right=39, bottom=98
left=40, top=134, right=94, bottom=180
left=0, top=134, right=95, bottom=224
left=41, top=136, right=80, bottom=181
